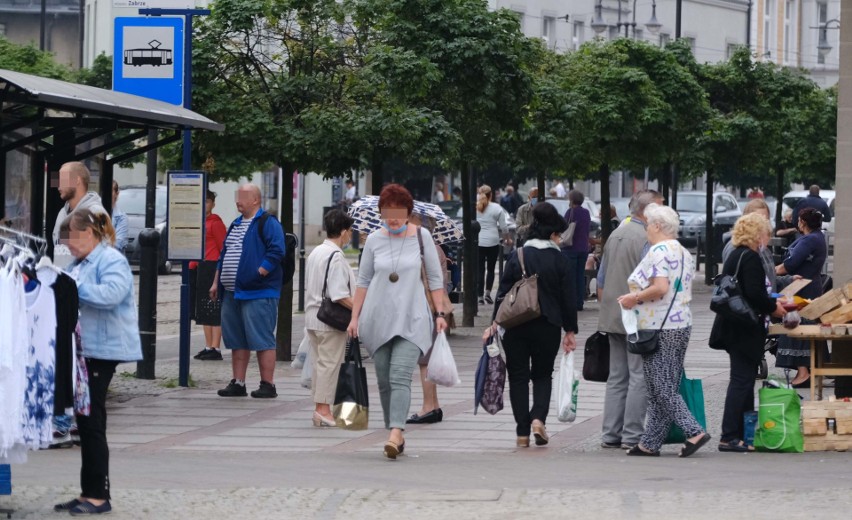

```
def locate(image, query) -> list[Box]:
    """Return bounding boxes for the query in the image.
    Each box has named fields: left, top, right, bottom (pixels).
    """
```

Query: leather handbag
left=495, top=248, right=541, bottom=329
left=710, top=251, right=759, bottom=326
left=333, top=338, right=369, bottom=430
left=627, top=251, right=685, bottom=355
left=583, top=331, right=610, bottom=382
left=316, top=251, right=351, bottom=331
left=560, top=208, right=576, bottom=247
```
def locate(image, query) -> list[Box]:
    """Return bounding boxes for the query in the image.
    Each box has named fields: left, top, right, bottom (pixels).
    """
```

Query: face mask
left=530, top=197, right=538, bottom=206
left=383, top=222, right=408, bottom=235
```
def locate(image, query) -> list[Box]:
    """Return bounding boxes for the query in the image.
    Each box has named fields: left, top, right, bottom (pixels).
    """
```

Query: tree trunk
left=461, top=162, right=478, bottom=327
left=568, top=178, right=574, bottom=190
left=276, top=163, right=295, bottom=362
left=775, top=166, right=785, bottom=229
left=661, top=161, right=671, bottom=205
left=704, top=168, right=715, bottom=284
left=537, top=170, right=546, bottom=202
left=671, top=163, right=679, bottom=210
left=371, top=150, right=384, bottom=195
left=599, top=163, right=612, bottom=244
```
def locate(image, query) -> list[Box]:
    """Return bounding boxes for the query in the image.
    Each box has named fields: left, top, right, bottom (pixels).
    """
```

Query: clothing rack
left=0, top=225, right=46, bottom=258
left=0, top=463, right=11, bottom=518
left=0, top=225, right=46, bottom=245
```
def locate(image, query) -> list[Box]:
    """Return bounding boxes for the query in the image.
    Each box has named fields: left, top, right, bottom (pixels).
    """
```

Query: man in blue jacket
left=210, top=184, right=286, bottom=398
left=792, top=185, right=832, bottom=226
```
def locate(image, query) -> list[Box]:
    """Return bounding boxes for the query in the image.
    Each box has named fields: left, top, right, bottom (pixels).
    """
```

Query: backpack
left=227, top=212, right=299, bottom=285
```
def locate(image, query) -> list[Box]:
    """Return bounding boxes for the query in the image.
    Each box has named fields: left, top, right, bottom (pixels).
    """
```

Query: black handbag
left=583, top=331, right=610, bottom=382
left=710, top=251, right=759, bottom=326
left=332, top=337, right=369, bottom=430
left=627, top=251, right=685, bottom=355
left=317, top=251, right=352, bottom=331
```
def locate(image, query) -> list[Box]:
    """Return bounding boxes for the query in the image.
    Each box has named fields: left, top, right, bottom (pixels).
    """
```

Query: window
left=634, top=29, right=643, bottom=42
left=542, top=16, right=556, bottom=47
left=659, top=33, right=670, bottom=47
left=817, top=1, right=828, bottom=64
left=726, top=43, right=739, bottom=59
left=684, top=37, right=696, bottom=54
left=513, top=11, right=525, bottom=32
left=573, top=21, right=585, bottom=50
left=0, top=23, right=5, bottom=37
left=764, top=0, right=775, bottom=58
left=784, top=0, right=795, bottom=64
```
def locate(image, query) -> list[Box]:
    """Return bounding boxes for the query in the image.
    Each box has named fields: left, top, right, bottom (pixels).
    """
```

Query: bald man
left=211, top=184, right=286, bottom=398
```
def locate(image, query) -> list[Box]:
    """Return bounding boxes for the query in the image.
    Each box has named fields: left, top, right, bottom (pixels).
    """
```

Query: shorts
left=221, top=291, right=278, bottom=351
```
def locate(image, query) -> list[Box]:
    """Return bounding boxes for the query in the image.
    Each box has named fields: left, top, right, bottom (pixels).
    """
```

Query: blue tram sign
left=113, top=17, right=184, bottom=105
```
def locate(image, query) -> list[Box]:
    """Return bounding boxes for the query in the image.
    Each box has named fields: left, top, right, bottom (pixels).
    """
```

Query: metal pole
left=676, top=0, right=682, bottom=39
left=298, top=171, right=306, bottom=311
left=78, top=0, right=85, bottom=67
left=39, top=0, right=46, bottom=50
left=137, top=229, right=159, bottom=379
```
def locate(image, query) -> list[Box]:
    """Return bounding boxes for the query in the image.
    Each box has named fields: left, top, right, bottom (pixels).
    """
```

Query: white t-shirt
left=627, top=239, right=693, bottom=330
left=554, top=182, right=566, bottom=198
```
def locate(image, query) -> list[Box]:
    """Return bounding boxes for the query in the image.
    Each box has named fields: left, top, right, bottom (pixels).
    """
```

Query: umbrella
left=474, top=334, right=505, bottom=416
left=348, top=195, right=464, bottom=245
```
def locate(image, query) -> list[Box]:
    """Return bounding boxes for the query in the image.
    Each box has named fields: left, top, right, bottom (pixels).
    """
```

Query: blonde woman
left=476, top=185, right=509, bottom=304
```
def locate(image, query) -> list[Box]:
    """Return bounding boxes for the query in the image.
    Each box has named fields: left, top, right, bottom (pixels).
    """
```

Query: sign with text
left=113, top=17, right=184, bottom=105
left=166, top=172, right=206, bottom=261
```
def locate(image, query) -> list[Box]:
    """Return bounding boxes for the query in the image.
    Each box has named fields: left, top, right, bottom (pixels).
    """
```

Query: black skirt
left=195, top=260, right=222, bottom=326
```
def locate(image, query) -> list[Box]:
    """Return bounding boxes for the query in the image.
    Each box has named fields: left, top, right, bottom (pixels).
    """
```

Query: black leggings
left=478, top=245, right=500, bottom=297
left=77, top=358, right=118, bottom=500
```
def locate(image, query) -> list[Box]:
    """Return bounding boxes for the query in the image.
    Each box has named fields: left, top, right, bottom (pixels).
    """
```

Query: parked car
left=676, top=191, right=742, bottom=247
left=782, top=189, right=835, bottom=232
left=735, top=197, right=788, bottom=229
left=116, top=185, right=172, bottom=274
left=596, top=197, right=631, bottom=224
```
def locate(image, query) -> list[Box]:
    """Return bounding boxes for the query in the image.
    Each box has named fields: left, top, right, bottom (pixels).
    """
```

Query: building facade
left=0, top=0, right=81, bottom=67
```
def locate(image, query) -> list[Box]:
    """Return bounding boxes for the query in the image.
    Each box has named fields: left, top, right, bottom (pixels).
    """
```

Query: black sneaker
left=193, top=348, right=208, bottom=360
left=484, top=294, right=494, bottom=304
left=217, top=379, right=247, bottom=397
left=197, top=349, right=223, bottom=361
left=250, top=380, right=278, bottom=398
left=478, top=297, right=485, bottom=305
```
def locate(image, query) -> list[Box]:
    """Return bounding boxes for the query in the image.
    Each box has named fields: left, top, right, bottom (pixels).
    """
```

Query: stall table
left=769, top=324, right=852, bottom=400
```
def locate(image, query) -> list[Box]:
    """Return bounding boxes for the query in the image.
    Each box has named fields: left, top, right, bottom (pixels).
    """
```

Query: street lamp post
left=591, top=0, right=662, bottom=39
left=813, top=19, right=841, bottom=58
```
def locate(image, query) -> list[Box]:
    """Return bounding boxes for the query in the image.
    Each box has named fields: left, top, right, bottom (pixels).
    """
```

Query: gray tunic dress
left=357, top=227, right=444, bottom=357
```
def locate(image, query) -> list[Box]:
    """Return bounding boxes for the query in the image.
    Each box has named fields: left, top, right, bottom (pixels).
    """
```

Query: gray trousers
left=373, top=336, right=421, bottom=430
left=601, top=333, right=648, bottom=445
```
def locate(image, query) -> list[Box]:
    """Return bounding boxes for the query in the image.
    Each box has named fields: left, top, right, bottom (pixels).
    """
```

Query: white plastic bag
left=620, top=303, right=639, bottom=336
left=426, top=332, right=461, bottom=387
left=291, top=329, right=311, bottom=369
left=556, top=352, right=579, bottom=423
left=300, top=346, right=313, bottom=390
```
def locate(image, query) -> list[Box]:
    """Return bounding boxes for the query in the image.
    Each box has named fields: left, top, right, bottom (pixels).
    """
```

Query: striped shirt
left=219, top=218, right=253, bottom=291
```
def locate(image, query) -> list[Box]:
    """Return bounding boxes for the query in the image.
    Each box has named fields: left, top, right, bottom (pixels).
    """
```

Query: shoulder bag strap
left=321, top=250, right=339, bottom=299
left=732, top=249, right=746, bottom=282
left=656, top=250, right=686, bottom=332
left=518, top=247, right=527, bottom=278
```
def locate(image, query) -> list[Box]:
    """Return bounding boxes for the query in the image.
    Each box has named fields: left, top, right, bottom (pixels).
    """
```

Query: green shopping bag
left=664, top=372, right=707, bottom=444
left=753, top=386, right=803, bottom=453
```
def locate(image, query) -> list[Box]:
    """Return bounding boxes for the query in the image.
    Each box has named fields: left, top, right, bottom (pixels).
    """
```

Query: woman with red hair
left=348, top=184, right=449, bottom=459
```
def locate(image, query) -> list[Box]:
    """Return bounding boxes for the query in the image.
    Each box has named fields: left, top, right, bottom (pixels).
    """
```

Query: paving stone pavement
left=5, top=271, right=851, bottom=519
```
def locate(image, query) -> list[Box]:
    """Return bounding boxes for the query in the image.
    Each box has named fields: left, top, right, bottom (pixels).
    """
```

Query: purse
left=582, top=331, right=610, bottom=382
left=332, top=337, right=370, bottom=430
left=560, top=208, right=576, bottom=246
left=710, top=251, right=759, bottom=326
left=316, top=251, right=352, bottom=331
left=474, top=333, right=506, bottom=415
left=495, top=248, right=541, bottom=329
left=626, top=251, right=685, bottom=355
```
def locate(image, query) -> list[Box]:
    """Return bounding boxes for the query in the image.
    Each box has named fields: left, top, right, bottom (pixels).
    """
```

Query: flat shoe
left=517, top=436, right=530, bottom=448
left=383, top=440, right=402, bottom=460
left=626, top=445, right=660, bottom=457
left=69, top=501, right=111, bottom=516
left=532, top=422, right=549, bottom=446
left=680, top=433, right=712, bottom=458
left=718, top=439, right=753, bottom=453
left=54, top=498, right=82, bottom=512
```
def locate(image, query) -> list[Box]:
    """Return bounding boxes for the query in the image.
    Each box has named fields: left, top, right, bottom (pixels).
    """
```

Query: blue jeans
left=221, top=291, right=278, bottom=351
left=372, top=336, right=421, bottom=430
left=561, top=250, right=588, bottom=309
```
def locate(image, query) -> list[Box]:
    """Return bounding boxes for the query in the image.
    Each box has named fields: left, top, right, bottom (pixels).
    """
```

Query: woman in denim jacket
left=54, top=209, right=141, bottom=516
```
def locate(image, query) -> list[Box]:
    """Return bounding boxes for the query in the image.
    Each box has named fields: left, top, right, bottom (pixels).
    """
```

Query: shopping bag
left=753, top=386, right=803, bottom=453
left=663, top=372, right=707, bottom=444
left=556, top=352, right=579, bottom=423
left=332, top=338, right=369, bottom=430
left=474, top=334, right=505, bottom=415
left=426, top=332, right=461, bottom=387
left=291, top=329, right=311, bottom=369
left=299, top=345, right=313, bottom=390
left=582, top=331, right=610, bottom=382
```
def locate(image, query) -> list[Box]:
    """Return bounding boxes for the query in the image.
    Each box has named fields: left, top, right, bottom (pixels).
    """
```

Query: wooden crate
left=800, top=289, right=846, bottom=320
left=802, top=401, right=852, bottom=452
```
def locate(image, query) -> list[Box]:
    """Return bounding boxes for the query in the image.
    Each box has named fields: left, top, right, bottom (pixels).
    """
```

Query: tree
left=0, top=36, right=70, bottom=79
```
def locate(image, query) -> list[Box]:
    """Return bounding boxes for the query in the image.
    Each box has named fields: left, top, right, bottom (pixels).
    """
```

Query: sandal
left=718, top=439, right=753, bottom=453
left=383, top=440, right=402, bottom=460
left=626, top=445, right=660, bottom=457
left=680, top=433, right=711, bottom=458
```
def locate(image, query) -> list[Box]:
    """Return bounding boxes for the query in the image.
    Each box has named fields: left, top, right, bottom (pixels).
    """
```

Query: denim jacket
left=71, top=243, right=142, bottom=362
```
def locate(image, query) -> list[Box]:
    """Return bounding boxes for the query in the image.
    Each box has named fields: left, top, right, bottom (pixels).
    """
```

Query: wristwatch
left=434, top=311, right=447, bottom=318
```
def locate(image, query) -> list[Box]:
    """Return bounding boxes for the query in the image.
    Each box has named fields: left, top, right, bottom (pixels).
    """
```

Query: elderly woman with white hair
left=617, top=204, right=710, bottom=458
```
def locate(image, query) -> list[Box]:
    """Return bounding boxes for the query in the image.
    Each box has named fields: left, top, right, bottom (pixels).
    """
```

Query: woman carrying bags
left=347, top=184, right=448, bottom=459
left=485, top=202, right=577, bottom=448
left=711, top=213, right=787, bottom=452
left=304, top=209, right=356, bottom=427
